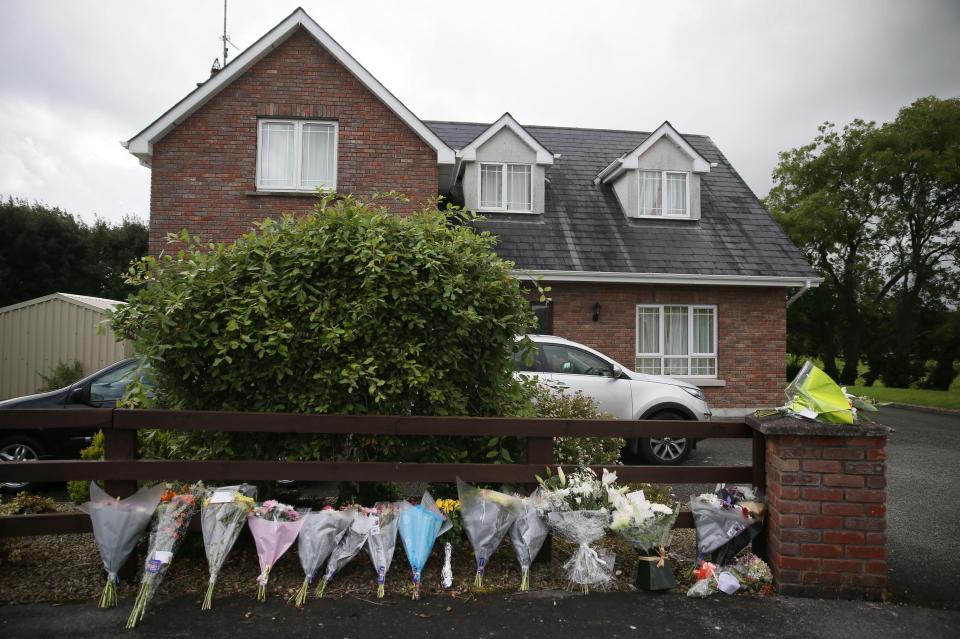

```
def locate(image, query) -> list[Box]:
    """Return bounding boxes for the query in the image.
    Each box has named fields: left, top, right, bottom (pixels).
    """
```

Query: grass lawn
left=847, top=384, right=960, bottom=411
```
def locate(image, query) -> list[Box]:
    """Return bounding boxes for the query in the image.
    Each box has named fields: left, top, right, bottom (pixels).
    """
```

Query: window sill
left=672, top=377, right=726, bottom=387
left=245, top=190, right=334, bottom=198
left=478, top=209, right=538, bottom=215
left=631, top=214, right=692, bottom=220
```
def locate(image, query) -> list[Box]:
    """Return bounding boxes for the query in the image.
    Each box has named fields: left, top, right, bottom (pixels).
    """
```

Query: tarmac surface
left=2, top=591, right=959, bottom=639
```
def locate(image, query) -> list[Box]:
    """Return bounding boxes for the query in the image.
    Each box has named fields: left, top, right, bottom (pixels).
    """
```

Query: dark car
left=0, top=358, right=143, bottom=491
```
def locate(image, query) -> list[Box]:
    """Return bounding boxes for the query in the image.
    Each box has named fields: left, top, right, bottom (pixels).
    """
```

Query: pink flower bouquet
left=247, top=500, right=309, bottom=601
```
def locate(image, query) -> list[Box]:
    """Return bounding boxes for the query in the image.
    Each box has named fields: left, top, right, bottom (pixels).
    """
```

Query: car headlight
left=681, top=386, right=706, bottom=401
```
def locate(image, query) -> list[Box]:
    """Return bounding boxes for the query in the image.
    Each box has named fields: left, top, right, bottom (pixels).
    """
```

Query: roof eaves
left=124, top=8, right=454, bottom=166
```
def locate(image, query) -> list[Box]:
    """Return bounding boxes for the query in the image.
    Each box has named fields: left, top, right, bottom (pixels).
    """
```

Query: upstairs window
left=636, top=305, right=716, bottom=377
left=480, top=163, right=532, bottom=212
left=638, top=170, right=689, bottom=217
left=257, top=119, right=337, bottom=191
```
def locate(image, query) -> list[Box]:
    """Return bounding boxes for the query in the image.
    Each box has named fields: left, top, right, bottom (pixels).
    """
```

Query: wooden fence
left=0, top=408, right=764, bottom=538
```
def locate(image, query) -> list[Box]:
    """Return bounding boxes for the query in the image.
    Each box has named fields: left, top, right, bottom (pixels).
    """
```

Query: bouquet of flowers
left=435, top=498, right=463, bottom=588
left=125, top=484, right=200, bottom=627
left=79, top=482, right=165, bottom=608
left=456, top=478, right=520, bottom=588
left=686, top=553, right=773, bottom=598
left=199, top=484, right=257, bottom=610
left=293, top=507, right=352, bottom=606
left=536, top=466, right=616, bottom=593
left=365, top=502, right=402, bottom=598
left=689, top=484, right=765, bottom=566
left=247, top=500, right=308, bottom=601
left=508, top=490, right=549, bottom=592
left=608, top=487, right=679, bottom=590
left=317, top=506, right=374, bottom=598
left=398, top=492, right=451, bottom=599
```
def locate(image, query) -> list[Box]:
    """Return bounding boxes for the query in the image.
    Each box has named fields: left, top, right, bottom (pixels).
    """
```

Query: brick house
left=124, top=8, right=820, bottom=414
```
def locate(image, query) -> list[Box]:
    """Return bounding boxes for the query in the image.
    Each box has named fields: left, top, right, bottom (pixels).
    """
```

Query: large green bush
left=111, top=194, right=537, bottom=463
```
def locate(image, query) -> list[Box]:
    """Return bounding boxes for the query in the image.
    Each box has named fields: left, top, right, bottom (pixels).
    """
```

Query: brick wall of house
left=148, top=28, right=438, bottom=255
left=537, top=282, right=787, bottom=409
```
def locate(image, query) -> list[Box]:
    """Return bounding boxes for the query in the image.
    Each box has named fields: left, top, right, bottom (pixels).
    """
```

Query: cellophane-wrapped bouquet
left=690, top=484, right=765, bottom=565
left=456, top=478, right=520, bottom=588
left=125, top=483, right=200, bottom=627
left=317, top=506, right=373, bottom=598
left=247, top=500, right=308, bottom=601
left=398, top=492, right=451, bottom=599
left=508, top=490, right=549, bottom=591
left=294, top=507, right=351, bottom=607
left=536, top=466, right=616, bottom=593
left=365, top=502, right=402, bottom=598
left=79, top=482, right=165, bottom=608
left=200, top=484, right=257, bottom=610
left=608, top=485, right=679, bottom=554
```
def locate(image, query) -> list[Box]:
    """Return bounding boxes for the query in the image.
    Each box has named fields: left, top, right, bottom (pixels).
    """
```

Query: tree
left=110, top=194, right=537, bottom=463
left=766, top=120, right=884, bottom=384
left=867, top=97, right=960, bottom=386
left=768, top=97, right=960, bottom=387
left=0, top=197, right=148, bottom=307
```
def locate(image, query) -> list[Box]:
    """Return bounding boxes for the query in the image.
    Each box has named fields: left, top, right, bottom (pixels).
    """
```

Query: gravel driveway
left=685, top=405, right=960, bottom=610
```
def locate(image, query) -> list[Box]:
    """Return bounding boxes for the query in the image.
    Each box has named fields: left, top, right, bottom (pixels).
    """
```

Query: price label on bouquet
left=725, top=521, right=745, bottom=538
left=152, top=550, right=173, bottom=564
left=146, top=559, right=163, bottom=574
left=370, top=516, right=381, bottom=536
left=209, top=490, right=234, bottom=504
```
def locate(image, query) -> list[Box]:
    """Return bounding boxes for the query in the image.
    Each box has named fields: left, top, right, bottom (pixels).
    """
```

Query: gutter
left=786, top=279, right=814, bottom=307
left=514, top=270, right=824, bottom=289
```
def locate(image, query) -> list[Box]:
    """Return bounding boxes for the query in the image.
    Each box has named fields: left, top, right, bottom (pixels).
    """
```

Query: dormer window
left=480, top=162, right=532, bottom=212
left=639, top=170, right=689, bottom=218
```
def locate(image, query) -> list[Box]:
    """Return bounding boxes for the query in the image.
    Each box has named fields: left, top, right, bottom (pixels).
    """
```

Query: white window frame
left=635, top=304, right=718, bottom=378
left=256, top=119, right=338, bottom=192
left=637, top=170, right=690, bottom=219
left=478, top=162, right=533, bottom=213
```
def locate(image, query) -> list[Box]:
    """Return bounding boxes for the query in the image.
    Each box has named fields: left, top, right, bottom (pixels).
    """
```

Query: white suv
left=516, top=334, right=712, bottom=464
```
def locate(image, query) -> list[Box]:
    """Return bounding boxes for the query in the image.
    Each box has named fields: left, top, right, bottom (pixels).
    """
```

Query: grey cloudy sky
left=1, top=0, right=958, bottom=224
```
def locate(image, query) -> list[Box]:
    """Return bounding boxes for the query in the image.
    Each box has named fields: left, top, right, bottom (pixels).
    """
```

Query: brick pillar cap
left=746, top=414, right=892, bottom=438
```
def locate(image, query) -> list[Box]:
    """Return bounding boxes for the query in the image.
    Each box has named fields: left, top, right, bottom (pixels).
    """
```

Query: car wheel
left=639, top=411, right=691, bottom=465
left=0, top=436, right=45, bottom=492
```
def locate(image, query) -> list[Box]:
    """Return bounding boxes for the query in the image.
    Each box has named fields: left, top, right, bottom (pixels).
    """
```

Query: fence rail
left=0, top=408, right=764, bottom=539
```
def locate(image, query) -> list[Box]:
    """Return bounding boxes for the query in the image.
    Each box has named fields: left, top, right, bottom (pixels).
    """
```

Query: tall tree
left=766, top=120, right=883, bottom=384
left=0, top=197, right=148, bottom=307
left=867, top=97, right=960, bottom=386
left=768, top=97, right=960, bottom=388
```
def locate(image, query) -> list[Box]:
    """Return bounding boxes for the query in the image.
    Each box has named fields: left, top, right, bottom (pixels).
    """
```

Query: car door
left=537, top=343, right=633, bottom=419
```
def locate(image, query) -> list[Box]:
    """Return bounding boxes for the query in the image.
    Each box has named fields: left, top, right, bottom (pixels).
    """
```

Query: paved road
left=687, top=406, right=960, bottom=610
left=2, top=591, right=958, bottom=639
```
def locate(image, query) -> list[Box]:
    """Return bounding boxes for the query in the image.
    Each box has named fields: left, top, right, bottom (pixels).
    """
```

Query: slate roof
left=425, top=121, right=817, bottom=280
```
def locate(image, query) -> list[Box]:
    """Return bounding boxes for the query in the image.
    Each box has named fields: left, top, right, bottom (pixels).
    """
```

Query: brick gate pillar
left=746, top=415, right=892, bottom=601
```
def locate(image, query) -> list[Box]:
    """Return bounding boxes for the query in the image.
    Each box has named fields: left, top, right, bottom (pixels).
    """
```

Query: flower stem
left=377, top=583, right=385, bottom=599
left=98, top=577, right=117, bottom=609
left=294, top=577, right=309, bottom=608
left=520, top=568, right=529, bottom=592
left=201, top=581, right=215, bottom=610
left=125, top=581, right=150, bottom=628
left=474, top=570, right=483, bottom=588
left=315, top=579, right=328, bottom=598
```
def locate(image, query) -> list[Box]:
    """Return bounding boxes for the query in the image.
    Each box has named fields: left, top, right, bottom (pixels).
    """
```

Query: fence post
left=102, top=411, right=139, bottom=580
left=751, top=429, right=769, bottom=562
left=526, top=436, right=554, bottom=562
left=746, top=414, right=891, bottom=601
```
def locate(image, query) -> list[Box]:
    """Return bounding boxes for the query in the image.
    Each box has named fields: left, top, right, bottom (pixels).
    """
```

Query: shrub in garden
left=38, top=359, right=84, bottom=392
left=110, top=194, right=537, bottom=464
left=0, top=491, right=58, bottom=515
left=67, top=430, right=105, bottom=504
left=530, top=383, right=623, bottom=466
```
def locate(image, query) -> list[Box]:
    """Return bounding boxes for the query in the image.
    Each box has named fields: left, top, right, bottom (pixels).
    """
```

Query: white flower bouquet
left=536, top=466, right=617, bottom=592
